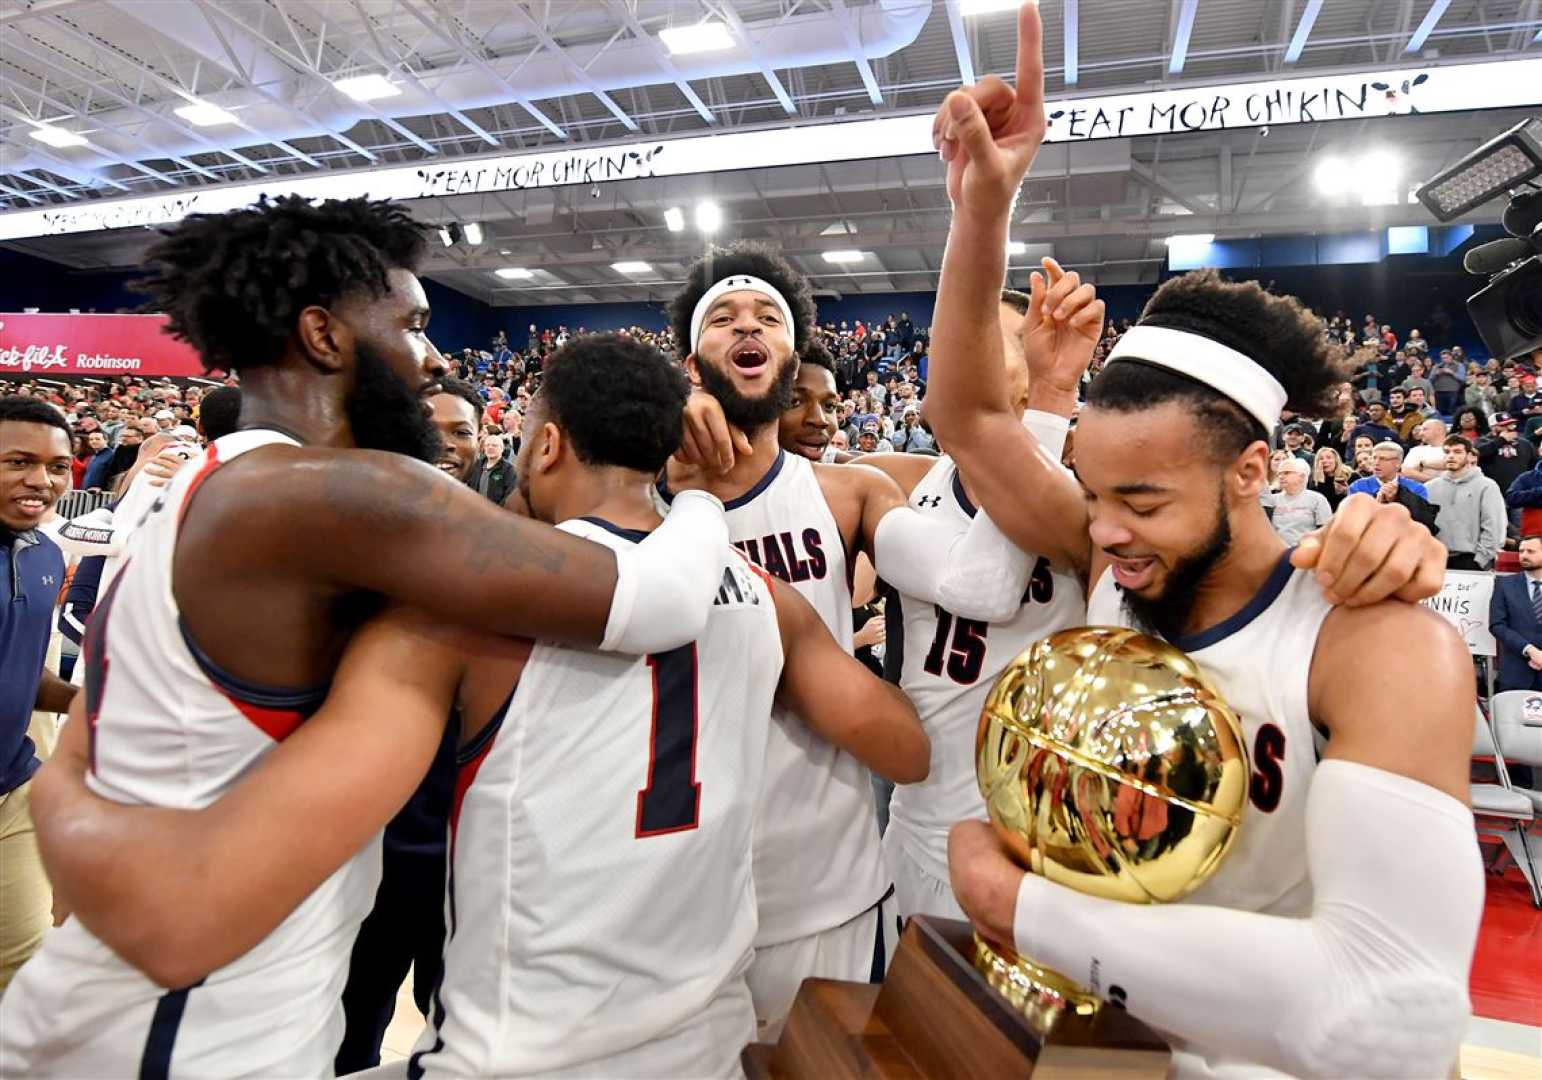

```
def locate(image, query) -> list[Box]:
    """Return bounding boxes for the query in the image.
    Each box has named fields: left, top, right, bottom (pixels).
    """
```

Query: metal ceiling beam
left=0, top=108, right=135, bottom=192
left=29, top=14, right=281, bottom=173
left=1406, top=0, right=1453, bottom=53
left=196, top=0, right=436, bottom=157
left=1063, top=0, right=1079, bottom=86
left=828, top=0, right=885, bottom=106
left=1168, top=0, right=1199, bottom=75
left=0, top=0, right=95, bottom=26
left=396, top=0, right=567, bottom=140
left=507, top=3, right=639, bottom=133
left=338, top=0, right=500, bottom=146
left=942, top=0, right=975, bottom=85
left=0, top=179, right=46, bottom=204
left=1283, top=0, right=1324, bottom=64
left=605, top=1, right=715, bottom=124
left=12, top=168, right=79, bottom=199
left=714, top=2, right=798, bottom=114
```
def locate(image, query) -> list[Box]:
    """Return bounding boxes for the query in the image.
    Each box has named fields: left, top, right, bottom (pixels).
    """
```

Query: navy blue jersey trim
left=1173, top=548, right=1297, bottom=653
left=575, top=516, right=651, bottom=544
left=138, top=978, right=204, bottom=1080
left=655, top=449, right=786, bottom=511
left=951, top=470, right=977, bottom=519
left=178, top=617, right=329, bottom=713
left=456, top=699, right=509, bottom=768
left=867, top=883, right=897, bottom=983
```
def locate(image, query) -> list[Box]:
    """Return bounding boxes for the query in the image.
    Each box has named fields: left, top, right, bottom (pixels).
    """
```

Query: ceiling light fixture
left=1164, top=233, right=1215, bottom=247
left=959, top=0, right=1021, bottom=16
left=333, top=73, right=401, bottom=102
left=495, top=268, right=534, bottom=280
left=463, top=222, right=484, bottom=245
left=664, top=206, right=685, bottom=232
left=1313, top=156, right=1351, bottom=196
left=1006, top=241, right=1028, bottom=255
left=823, top=250, right=865, bottom=264
left=174, top=101, right=238, bottom=127
left=660, top=21, right=735, bottom=55
left=29, top=125, right=88, bottom=148
left=695, top=200, right=723, bottom=234
left=613, top=261, right=653, bottom=274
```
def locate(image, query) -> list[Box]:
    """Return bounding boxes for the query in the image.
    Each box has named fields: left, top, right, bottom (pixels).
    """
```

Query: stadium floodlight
left=174, top=101, right=238, bottom=127
left=613, top=261, right=653, bottom=273
left=495, top=268, right=533, bottom=280
left=695, top=200, right=723, bottom=234
left=463, top=222, right=484, bottom=245
left=823, top=250, right=865, bottom=264
left=959, top=0, right=1021, bottom=15
left=1313, top=157, right=1350, bottom=196
left=29, top=125, right=88, bottom=148
left=664, top=207, right=686, bottom=232
left=1007, top=241, right=1028, bottom=255
left=333, top=74, right=401, bottom=102
left=1416, top=117, right=1542, bottom=221
left=660, top=21, right=735, bottom=55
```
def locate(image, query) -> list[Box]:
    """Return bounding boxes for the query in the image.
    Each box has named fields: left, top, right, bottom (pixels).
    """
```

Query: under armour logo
left=916, top=495, right=942, bottom=509
left=41, top=575, right=56, bottom=586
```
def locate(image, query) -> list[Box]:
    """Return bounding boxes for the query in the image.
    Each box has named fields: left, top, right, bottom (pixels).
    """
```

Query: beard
left=695, top=350, right=798, bottom=432
left=347, top=341, right=443, bottom=464
left=1117, top=488, right=1233, bottom=644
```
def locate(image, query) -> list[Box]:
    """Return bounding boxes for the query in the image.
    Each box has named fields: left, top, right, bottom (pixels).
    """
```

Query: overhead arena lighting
left=438, top=223, right=463, bottom=247
left=664, top=207, right=686, bottom=232
left=29, top=125, right=88, bottom=148
left=1313, top=156, right=1351, bottom=196
left=463, top=222, right=484, bottom=245
left=495, top=268, right=533, bottom=280
left=1416, top=117, right=1542, bottom=221
left=333, top=73, right=401, bottom=102
left=174, top=101, right=237, bottom=127
left=1006, top=241, right=1028, bottom=255
left=613, top=261, right=653, bottom=274
left=959, top=0, right=1020, bottom=15
left=1165, top=233, right=1215, bottom=247
left=823, top=250, right=865, bottom=264
left=659, top=21, right=735, bottom=55
left=1357, top=151, right=1402, bottom=206
left=695, top=200, right=723, bottom=234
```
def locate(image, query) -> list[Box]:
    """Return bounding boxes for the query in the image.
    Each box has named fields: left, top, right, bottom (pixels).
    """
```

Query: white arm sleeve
left=1021, top=409, right=1070, bottom=461
left=1012, top=759, right=1482, bottom=1079
left=583, top=490, right=729, bottom=655
left=874, top=506, right=1032, bottom=623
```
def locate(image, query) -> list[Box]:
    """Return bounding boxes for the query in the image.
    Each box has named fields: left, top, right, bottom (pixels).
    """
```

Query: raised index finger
left=1015, top=1, right=1045, bottom=109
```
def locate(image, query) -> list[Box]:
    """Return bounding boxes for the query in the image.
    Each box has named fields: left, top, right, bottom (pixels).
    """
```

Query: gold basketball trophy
left=974, top=626, right=1249, bottom=1029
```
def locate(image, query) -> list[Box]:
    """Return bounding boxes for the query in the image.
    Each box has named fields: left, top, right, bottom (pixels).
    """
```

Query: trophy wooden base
left=742, top=916, right=1169, bottom=1079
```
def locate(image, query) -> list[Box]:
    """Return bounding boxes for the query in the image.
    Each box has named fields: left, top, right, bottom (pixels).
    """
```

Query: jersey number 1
left=636, top=644, right=702, bottom=838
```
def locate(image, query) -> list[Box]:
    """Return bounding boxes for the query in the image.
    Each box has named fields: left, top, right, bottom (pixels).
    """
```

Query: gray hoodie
left=1426, top=466, right=1506, bottom=567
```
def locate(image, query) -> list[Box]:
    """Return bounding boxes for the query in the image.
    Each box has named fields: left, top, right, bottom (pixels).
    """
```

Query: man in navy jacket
left=1489, top=535, right=1542, bottom=693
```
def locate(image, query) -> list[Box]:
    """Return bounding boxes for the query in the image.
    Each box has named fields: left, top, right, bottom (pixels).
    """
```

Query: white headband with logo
left=1105, top=324, right=1288, bottom=434
left=689, top=274, right=795, bottom=354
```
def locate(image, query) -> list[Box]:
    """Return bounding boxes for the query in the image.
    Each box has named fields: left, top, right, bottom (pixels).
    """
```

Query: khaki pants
left=0, top=780, right=51, bottom=996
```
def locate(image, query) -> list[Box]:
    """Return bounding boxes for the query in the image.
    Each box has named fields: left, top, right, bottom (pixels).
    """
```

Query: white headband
left=1105, top=324, right=1288, bottom=434
left=689, top=274, right=795, bottom=354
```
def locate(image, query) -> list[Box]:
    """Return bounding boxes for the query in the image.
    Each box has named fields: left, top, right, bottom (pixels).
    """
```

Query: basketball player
left=659, top=244, right=1043, bottom=1027
left=30, top=336, right=927, bottom=1079
left=428, top=377, right=484, bottom=484
left=778, top=342, right=851, bottom=464
left=0, top=198, right=731, bottom=1077
left=933, top=8, right=1479, bottom=1076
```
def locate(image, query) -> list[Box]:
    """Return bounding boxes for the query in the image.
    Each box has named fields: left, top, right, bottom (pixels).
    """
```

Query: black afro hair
left=535, top=334, right=690, bottom=474
left=667, top=241, right=817, bottom=356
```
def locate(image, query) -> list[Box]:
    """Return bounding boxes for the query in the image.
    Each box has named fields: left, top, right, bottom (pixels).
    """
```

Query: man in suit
left=1489, top=535, right=1542, bottom=693
left=470, top=433, right=517, bottom=504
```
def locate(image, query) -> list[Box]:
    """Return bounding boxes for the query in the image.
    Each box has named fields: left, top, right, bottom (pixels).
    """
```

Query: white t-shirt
left=1404, top=444, right=1445, bottom=477
left=1270, top=489, right=1332, bottom=545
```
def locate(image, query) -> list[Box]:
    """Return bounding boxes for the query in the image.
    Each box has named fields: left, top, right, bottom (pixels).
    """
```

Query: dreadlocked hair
left=134, top=195, right=427, bottom=373
left=1086, top=269, right=1349, bottom=461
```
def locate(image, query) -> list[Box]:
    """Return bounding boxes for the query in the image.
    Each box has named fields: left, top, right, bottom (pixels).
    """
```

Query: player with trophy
left=925, top=4, right=1485, bottom=1078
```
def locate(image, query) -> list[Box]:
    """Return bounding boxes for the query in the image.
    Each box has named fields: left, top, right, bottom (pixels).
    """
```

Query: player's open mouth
left=794, top=438, right=827, bottom=459
left=436, top=459, right=461, bottom=474
left=729, top=341, right=769, bottom=378
left=1109, top=556, right=1157, bottom=591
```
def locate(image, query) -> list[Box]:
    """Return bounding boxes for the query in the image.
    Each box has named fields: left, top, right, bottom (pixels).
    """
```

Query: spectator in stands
left=895, top=407, right=935, bottom=454
left=152, top=408, right=176, bottom=432
left=1269, top=458, right=1331, bottom=544
left=1349, top=441, right=1439, bottom=534
left=469, top=434, right=516, bottom=505
left=1476, top=414, right=1536, bottom=521
left=1402, top=418, right=1449, bottom=482
left=1506, top=454, right=1542, bottom=540
left=1404, top=384, right=1436, bottom=423
left=1356, top=400, right=1399, bottom=446
left=1403, top=360, right=1436, bottom=404
left=1489, top=535, right=1542, bottom=697
left=865, top=370, right=887, bottom=409
left=1508, top=372, right=1542, bottom=418
left=1450, top=404, right=1489, bottom=444
left=71, top=431, right=108, bottom=490
left=1310, top=447, right=1351, bottom=510
left=1431, top=349, right=1465, bottom=416
left=1279, top=423, right=1313, bottom=464
left=1427, top=436, right=1505, bottom=570
left=856, top=416, right=892, bottom=454
left=1466, top=370, right=1502, bottom=416
left=1386, top=387, right=1422, bottom=444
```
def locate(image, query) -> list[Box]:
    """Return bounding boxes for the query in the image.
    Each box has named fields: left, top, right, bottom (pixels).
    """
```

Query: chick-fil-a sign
left=0, top=313, right=205, bottom=378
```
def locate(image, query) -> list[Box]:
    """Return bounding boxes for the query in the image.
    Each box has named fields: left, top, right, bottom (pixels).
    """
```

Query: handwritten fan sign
left=3, top=55, right=1541, bottom=242
left=1419, top=570, right=1496, bottom=658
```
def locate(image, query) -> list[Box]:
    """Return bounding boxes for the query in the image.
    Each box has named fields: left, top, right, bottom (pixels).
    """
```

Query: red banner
left=0, top=313, right=207, bottom=379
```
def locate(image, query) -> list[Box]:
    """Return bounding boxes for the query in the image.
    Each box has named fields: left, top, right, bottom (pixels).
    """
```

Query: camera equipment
left=1416, top=118, right=1542, bottom=361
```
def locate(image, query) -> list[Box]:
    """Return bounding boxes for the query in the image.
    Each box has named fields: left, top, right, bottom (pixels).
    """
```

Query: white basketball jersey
left=655, top=450, right=885, bottom=945
left=412, top=519, right=782, bottom=1079
left=0, top=429, right=381, bottom=1079
left=1086, top=553, right=1332, bottom=1080
left=887, top=456, right=1084, bottom=880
